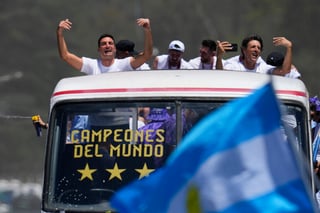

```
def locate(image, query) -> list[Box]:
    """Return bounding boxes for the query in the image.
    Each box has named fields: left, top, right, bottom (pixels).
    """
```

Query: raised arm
left=215, top=40, right=233, bottom=70
left=130, top=18, right=153, bottom=69
left=56, top=19, right=83, bottom=71
left=271, top=37, right=292, bottom=75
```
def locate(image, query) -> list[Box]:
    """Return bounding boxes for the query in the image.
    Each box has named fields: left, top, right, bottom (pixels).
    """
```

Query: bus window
left=280, top=104, right=308, bottom=154
left=45, top=102, right=179, bottom=210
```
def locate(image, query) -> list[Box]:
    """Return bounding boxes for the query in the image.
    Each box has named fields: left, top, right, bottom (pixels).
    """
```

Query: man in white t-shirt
left=189, top=39, right=232, bottom=70
left=223, top=34, right=292, bottom=75
left=189, top=39, right=218, bottom=70
left=56, top=18, right=153, bottom=74
left=266, top=51, right=301, bottom=79
left=153, top=40, right=193, bottom=70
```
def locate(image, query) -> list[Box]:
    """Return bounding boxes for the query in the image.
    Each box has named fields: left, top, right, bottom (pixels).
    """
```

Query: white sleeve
left=223, top=61, right=239, bottom=71
left=81, top=57, right=98, bottom=75
left=188, top=58, right=200, bottom=69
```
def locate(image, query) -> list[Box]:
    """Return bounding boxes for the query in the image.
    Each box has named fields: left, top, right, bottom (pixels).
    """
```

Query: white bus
left=41, top=70, right=313, bottom=213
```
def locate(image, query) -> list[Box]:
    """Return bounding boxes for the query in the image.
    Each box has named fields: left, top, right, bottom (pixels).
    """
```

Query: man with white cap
left=153, top=40, right=193, bottom=69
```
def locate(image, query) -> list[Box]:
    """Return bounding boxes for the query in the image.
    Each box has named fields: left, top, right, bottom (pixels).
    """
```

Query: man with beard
left=152, top=40, right=193, bottom=70
left=223, top=34, right=292, bottom=75
left=56, top=18, right=153, bottom=74
left=188, top=39, right=232, bottom=70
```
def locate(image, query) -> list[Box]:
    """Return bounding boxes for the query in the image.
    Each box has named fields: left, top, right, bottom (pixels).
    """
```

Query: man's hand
left=136, top=18, right=151, bottom=30
left=57, top=19, right=72, bottom=34
left=216, top=41, right=232, bottom=58
left=273, top=37, right=292, bottom=48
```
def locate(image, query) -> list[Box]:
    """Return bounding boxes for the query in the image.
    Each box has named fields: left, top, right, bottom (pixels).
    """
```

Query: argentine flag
left=111, top=83, right=315, bottom=213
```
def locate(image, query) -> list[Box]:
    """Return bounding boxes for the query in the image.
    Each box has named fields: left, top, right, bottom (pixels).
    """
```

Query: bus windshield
left=43, top=100, right=308, bottom=212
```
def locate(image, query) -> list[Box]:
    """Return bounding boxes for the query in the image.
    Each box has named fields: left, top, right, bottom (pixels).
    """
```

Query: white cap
left=168, top=40, right=185, bottom=52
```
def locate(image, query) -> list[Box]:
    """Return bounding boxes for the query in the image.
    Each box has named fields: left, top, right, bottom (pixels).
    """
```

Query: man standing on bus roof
left=56, top=18, right=153, bottom=74
left=188, top=39, right=233, bottom=70
left=153, top=40, right=193, bottom=70
left=223, top=34, right=292, bottom=75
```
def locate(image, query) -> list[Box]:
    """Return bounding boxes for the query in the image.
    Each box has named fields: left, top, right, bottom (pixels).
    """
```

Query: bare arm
left=130, top=18, right=153, bottom=69
left=56, top=19, right=83, bottom=71
left=215, top=41, right=232, bottom=70
left=271, top=37, right=292, bottom=76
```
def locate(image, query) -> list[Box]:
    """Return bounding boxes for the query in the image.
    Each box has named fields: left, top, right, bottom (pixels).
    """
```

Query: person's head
left=116, top=40, right=138, bottom=59
left=312, top=107, right=320, bottom=123
left=97, top=34, right=116, bottom=59
left=240, top=34, right=264, bottom=64
left=168, top=40, right=185, bottom=67
left=199, top=39, right=217, bottom=63
left=266, top=52, right=284, bottom=67
left=310, top=96, right=320, bottom=122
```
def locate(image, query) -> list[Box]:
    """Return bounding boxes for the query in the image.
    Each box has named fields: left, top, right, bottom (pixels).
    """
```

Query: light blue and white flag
left=110, top=83, right=315, bottom=213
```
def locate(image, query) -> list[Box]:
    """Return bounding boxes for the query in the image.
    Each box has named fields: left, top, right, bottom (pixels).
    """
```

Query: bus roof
left=50, top=70, right=309, bottom=109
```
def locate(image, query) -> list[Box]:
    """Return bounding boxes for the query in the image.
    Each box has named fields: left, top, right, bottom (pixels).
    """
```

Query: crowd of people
left=56, top=17, right=301, bottom=79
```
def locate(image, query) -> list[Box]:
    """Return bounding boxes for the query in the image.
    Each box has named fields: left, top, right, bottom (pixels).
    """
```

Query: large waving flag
left=110, top=82, right=316, bottom=213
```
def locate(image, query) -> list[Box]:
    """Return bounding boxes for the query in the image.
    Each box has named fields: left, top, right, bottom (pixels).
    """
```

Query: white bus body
left=42, top=70, right=313, bottom=212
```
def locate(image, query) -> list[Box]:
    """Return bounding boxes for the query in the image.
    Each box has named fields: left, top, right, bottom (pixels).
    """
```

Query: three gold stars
left=77, top=162, right=155, bottom=181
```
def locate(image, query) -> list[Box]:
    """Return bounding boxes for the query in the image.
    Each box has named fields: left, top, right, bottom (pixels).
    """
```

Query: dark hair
left=202, top=39, right=217, bottom=51
left=241, top=34, right=264, bottom=51
left=97, top=34, right=115, bottom=47
left=240, top=34, right=263, bottom=60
